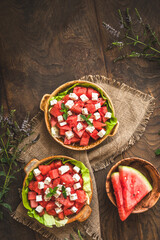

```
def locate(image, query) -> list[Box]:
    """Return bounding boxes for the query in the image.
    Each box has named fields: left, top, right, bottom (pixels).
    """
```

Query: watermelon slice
left=119, top=166, right=152, bottom=211
left=111, top=172, right=134, bottom=221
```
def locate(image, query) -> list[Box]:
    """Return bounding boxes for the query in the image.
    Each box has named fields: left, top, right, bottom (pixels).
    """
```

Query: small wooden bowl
left=106, top=157, right=160, bottom=213
left=23, top=155, right=93, bottom=224
left=40, top=80, right=119, bottom=150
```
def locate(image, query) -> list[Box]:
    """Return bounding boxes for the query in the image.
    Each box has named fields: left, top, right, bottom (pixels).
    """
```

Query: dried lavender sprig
left=102, top=22, right=120, bottom=38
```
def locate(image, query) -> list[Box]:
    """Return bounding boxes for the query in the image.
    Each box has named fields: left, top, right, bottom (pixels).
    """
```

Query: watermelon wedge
left=119, top=166, right=152, bottom=211
left=111, top=172, right=134, bottom=221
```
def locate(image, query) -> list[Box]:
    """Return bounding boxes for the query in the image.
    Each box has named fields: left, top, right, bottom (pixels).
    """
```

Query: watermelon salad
left=22, top=158, right=92, bottom=228
left=48, top=82, right=117, bottom=146
left=111, top=166, right=152, bottom=221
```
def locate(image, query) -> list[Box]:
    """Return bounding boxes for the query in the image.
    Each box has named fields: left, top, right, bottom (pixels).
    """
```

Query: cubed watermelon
left=57, top=196, right=74, bottom=208
left=30, top=200, right=38, bottom=208
left=46, top=201, right=56, bottom=212
left=64, top=137, right=71, bottom=145
left=73, top=86, right=87, bottom=96
left=50, top=105, right=62, bottom=118
left=38, top=210, right=45, bottom=217
left=39, top=165, right=51, bottom=176
left=32, top=181, right=42, bottom=195
left=35, top=174, right=44, bottom=181
left=50, top=162, right=55, bottom=169
left=87, top=88, right=100, bottom=99
left=64, top=208, right=73, bottom=216
left=71, top=101, right=84, bottom=114
left=60, top=173, right=74, bottom=185
left=85, top=103, right=96, bottom=114
left=52, top=178, right=61, bottom=188
left=50, top=116, right=57, bottom=127
left=62, top=94, right=70, bottom=103
left=76, top=190, right=86, bottom=203
left=56, top=123, right=71, bottom=131
left=54, top=160, right=63, bottom=169
left=28, top=180, right=35, bottom=191
left=80, top=131, right=90, bottom=146
left=60, top=129, right=66, bottom=136
left=58, top=212, right=64, bottom=220
left=28, top=191, right=36, bottom=200
left=90, top=129, right=99, bottom=140
left=66, top=115, right=77, bottom=128
left=93, top=120, right=106, bottom=130
left=47, top=209, right=57, bottom=216
left=39, top=200, right=48, bottom=208
left=70, top=136, right=81, bottom=143
left=73, top=127, right=86, bottom=138
left=49, top=169, right=59, bottom=179
left=75, top=202, right=85, bottom=213
left=65, top=163, right=73, bottom=174
left=98, top=106, right=107, bottom=116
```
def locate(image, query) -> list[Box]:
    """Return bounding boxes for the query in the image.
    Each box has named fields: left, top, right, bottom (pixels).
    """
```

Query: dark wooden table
left=0, top=1, right=160, bottom=240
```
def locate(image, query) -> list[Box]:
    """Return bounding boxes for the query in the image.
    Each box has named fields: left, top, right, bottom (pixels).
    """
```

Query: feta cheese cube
left=44, top=177, right=51, bottom=185
left=86, top=125, right=95, bottom=133
left=45, top=188, right=50, bottom=195
left=73, top=166, right=80, bottom=173
left=33, top=168, right=41, bottom=177
left=51, top=126, right=59, bottom=137
left=73, top=182, right=81, bottom=190
left=94, top=112, right=101, bottom=120
left=70, top=193, right=78, bottom=201
left=59, top=121, right=67, bottom=126
left=105, top=112, right=112, bottom=119
left=68, top=110, right=72, bottom=116
left=71, top=206, right=78, bottom=213
left=36, top=195, right=43, bottom=202
left=73, top=174, right=80, bottom=182
left=55, top=207, right=63, bottom=214
left=55, top=201, right=62, bottom=208
left=65, top=100, right=74, bottom=109
left=65, top=130, right=74, bottom=140
left=88, top=118, right=93, bottom=123
left=57, top=184, right=63, bottom=190
left=38, top=181, right=44, bottom=189
left=95, top=103, right=101, bottom=110
left=44, top=195, right=51, bottom=201
left=77, top=114, right=84, bottom=121
left=97, top=129, right=106, bottom=138
left=54, top=190, right=61, bottom=198
left=58, top=165, right=70, bottom=175
left=77, top=122, right=83, bottom=131
left=82, top=108, right=88, bottom=115
left=35, top=205, right=44, bottom=213
left=92, top=93, right=99, bottom=101
left=80, top=94, right=89, bottom=102
left=69, top=93, right=78, bottom=101
left=57, top=115, right=63, bottom=122
left=66, top=187, right=71, bottom=196
left=50, top=99, right=57, bottom=106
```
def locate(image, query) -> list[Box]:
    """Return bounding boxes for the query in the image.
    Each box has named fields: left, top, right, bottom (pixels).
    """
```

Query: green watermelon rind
left=118, top=165, right=153, bottom=192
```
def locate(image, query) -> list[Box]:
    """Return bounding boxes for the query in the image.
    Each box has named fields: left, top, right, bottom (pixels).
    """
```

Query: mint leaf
left=60, top=103, right=68, bottom=120
left=46, top=186, right=58, bottom=198
left=80, top=114, right=93, bottom=126
left=62, top=186, right=67, bottom=199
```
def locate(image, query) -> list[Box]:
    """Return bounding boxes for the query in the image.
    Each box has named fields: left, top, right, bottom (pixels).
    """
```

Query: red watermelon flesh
left=119, top=166, right=152, bottom=211
left=111, top=172, right=134, bottom=221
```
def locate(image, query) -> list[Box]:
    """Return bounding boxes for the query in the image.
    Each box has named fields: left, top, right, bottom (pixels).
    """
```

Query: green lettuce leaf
left=105, top=116, right=117, bottom=135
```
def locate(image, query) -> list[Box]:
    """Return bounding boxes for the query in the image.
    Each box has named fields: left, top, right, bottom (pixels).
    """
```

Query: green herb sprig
left=62, top=185, right=67, bottom=199
left=80, top=114, right=93, bottom=126
left=46, top=187, right=58, bottom=198
left=0, top=106, right=32, bottom=219
left=60, top=103, right=68, bottom=120
left=103, top=8, right=160, bottom=62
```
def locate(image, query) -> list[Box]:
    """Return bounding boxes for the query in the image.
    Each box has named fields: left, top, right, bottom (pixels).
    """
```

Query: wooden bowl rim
left=42, top=79, right=119, bottom=150
left=106, top=157, right=160, bottom=213
left=23, top=155, right=93, bottom=224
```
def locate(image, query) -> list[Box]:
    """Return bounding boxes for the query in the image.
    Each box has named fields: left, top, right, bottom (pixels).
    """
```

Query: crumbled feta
left=66, top=187, right=71, bottom=196
left=77, top=114, right=84, bottom=121
left=57, top=184, right=63, bottom=190
left=97, top=129, right=106, bottom=138
left=33, top=168, right=41, bottom=177
left=86, top=125, right=95, bottom=133
left=51, top=126, right=59, bottom=137
left=68, top=110, right=72, bottom=116
left=58, top=165, right=70, bottom=175
left=88, top=118, right=93, bottom=123
left=95, top=103, right=101, bottom=110
left=54, top=190, right=61, bottom=198
left=105, top=112, right=112, bottom=119
left=69, top=93, right=79, bottom=101
left=55, top=207, right=63, bottom=214
left=77, top=122, right=83, bottom=131
left=92, top=93, right=99, bottom=101
left=82, top=108, right=88, bottom=115
left=70, top=193, right=78, bottom=201
left=57, top=115, right=63, bottom=122
left=65, top=100, right=74, bottom=109
left=50, top=99, right=57, bottom=106
left=73, top=174, right=80, bottom=182
left=38, top=181, right=44, bottom=189
left=80, top=94, right=89, bottom=102
left=73, top=182, right=81, bottom=190
left=36, top=195, right=43, bottom=202
left=71, top=206, right=78, bottom=213
left=94, top=112, right=101, bottom=120
left=35, top=205, right=44, bottom=213
left=44, top=177, right=51, bottom=185
left=45, top=188, right=50, bottom=195
left=59, top=121, right=67, bottom=126
left=73, top=166, right=80, bottom=173
left=44, top=195, right=51, bottom=201
left=65, top=130, right=74, bottom=140
left=55, top=201, right=62, bottom=208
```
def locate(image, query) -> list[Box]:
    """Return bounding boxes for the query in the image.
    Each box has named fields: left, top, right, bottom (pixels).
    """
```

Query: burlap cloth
left=12, top=75, right=155, bottom=240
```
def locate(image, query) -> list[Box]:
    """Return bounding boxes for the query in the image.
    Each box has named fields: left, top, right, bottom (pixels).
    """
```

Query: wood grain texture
left=0, top=0, right=160, bottom=240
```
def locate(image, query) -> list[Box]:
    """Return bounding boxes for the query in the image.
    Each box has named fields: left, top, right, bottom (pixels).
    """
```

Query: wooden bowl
left=40, top=80, right=119, bottom=150
left=106, top=157, right=160, bottom=213
left=23, top=155, right=93, bottom=224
